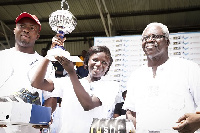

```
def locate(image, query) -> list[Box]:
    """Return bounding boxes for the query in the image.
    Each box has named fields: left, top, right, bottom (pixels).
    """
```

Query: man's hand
left=173, top=113, right=200, bottom=133
left=51, top=33, right=66, bottom=49
left=126, top=110, right=136, bottom=129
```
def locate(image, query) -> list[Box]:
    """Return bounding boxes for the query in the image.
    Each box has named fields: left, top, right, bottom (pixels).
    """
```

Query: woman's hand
left=55, top=56, right=75, bottom=75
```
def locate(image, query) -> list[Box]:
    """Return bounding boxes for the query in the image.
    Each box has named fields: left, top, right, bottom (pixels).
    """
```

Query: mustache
left=21, top=33, right=30, bottom=38
left=144, top=42, right=160, bottom=52
left=144, top=42, right=158, bottom=48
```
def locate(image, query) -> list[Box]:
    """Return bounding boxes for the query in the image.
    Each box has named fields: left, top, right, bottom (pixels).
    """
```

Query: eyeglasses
left=142, top=34, right=166, bottom=42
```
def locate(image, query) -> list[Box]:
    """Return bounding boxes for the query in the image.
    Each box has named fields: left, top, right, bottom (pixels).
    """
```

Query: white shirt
left=0, top=47, right=55, bottom=133
left=123, top=57, right=200, bottom=133
left=52, top=77, right=119, bottom=133
left=0, top=47, right=55, bottom=101
left=50, top=103, right=62, bottom=133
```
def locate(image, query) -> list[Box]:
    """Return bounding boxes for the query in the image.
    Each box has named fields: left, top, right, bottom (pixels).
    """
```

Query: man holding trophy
left=0, top=0, right=78, bottom=132
left=0, top=12, right=57, bottom=133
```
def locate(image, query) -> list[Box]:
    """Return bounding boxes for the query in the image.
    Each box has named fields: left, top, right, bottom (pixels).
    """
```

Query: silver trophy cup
left=49, top=0, right=77, bottom=50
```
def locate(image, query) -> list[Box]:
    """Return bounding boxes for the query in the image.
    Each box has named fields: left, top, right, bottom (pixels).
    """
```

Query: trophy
left=48, top=0, right=82, bottom=62
left=49, top=0, right=77, bottom=35
left=49, top=0, right=77, bottom=49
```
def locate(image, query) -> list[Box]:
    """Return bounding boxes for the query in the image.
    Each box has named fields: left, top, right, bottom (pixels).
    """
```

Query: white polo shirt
left=123, top=57, right=200, bottom=133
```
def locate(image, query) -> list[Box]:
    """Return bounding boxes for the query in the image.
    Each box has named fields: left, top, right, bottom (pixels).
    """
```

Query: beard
left=16, top=38, right=35, bottom=48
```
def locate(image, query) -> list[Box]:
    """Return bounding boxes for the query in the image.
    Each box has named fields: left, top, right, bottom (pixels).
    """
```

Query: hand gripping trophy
left=48, top=0, right=81, bottom=62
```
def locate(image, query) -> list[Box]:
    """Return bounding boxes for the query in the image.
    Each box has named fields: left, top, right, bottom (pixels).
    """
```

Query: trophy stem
left=58, top=30, right=65, bottom=39
left=55, top=30, right=65, bottom=50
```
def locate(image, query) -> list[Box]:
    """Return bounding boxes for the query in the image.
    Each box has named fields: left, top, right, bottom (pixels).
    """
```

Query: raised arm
left=31, top=33, right=65, bottom=92
left=31, top=57, right=54, bottom=92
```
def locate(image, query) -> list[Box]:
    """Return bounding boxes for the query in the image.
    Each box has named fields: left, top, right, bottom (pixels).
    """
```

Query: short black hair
left=84, top=46, right=113, bottom=75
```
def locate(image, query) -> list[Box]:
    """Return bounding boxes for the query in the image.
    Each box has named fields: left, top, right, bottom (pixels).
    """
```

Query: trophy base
left=47, top=48, right=83, bottom=62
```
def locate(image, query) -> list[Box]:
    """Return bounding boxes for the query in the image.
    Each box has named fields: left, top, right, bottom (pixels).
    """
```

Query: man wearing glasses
left=123, top=22, right=200, bottom=133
